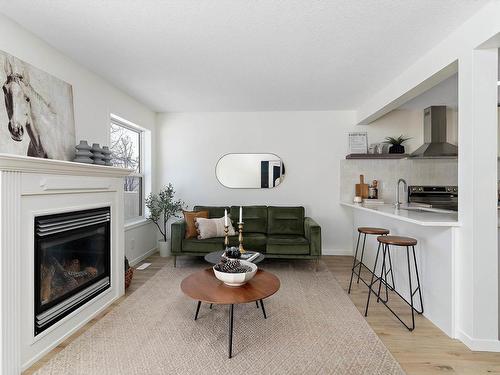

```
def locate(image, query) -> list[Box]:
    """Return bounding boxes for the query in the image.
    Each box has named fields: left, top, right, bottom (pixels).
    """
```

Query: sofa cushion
left=228, top=232, right=267, bottom=252
left=183, top=210, right=209, bottom=239
left=230, top=206, right=268, bottom=233
left=266, top=235, right=310, bottom=255
left=268, top=206, right=305, bottom=235
left=193, top=206, right=229, bottom=219
left=182, top=237, right=224, bottom=253
left=195, top=216, right=236, bottom=239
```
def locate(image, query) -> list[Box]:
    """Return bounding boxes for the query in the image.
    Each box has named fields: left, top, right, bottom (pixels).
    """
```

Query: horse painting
left=0, top=52, right=75, bottom=160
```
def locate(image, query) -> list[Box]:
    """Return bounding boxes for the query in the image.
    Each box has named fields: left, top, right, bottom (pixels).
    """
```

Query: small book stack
left=362, top=199, right=385, bottom=206
left=240, top=252, right=261, bottom=263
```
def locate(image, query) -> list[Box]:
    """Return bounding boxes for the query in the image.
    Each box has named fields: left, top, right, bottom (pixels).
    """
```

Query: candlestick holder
left=238, top=222, right=246, bottom=253
left=224, top=225, right=229, bottom=249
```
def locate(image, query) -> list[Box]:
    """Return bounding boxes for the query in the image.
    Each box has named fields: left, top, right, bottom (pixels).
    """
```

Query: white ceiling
left=0, top=0, right=489, bottom=112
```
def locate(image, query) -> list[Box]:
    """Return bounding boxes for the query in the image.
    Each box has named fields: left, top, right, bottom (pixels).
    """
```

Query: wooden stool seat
left=377, top=235, right=417, bottom=246
left=357, top=227, right=390, bottom=235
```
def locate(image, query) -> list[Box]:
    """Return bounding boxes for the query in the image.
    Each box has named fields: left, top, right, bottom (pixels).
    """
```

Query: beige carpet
left=34, top=259, right=405, bottom=375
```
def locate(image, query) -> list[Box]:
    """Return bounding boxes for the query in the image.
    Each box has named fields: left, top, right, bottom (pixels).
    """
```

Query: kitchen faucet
left=395, top=178, right=408, bottom=209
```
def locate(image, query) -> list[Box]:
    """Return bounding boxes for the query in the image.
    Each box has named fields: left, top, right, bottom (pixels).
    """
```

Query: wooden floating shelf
left=345, top=153, right=409, bottom=159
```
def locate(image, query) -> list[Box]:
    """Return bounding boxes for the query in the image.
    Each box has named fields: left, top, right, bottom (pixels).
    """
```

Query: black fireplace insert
left=34, top=207, right=111, bottom=335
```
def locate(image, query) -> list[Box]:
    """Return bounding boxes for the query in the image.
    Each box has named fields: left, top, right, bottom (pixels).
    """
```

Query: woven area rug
left=34, top=259, right=404, bottom=375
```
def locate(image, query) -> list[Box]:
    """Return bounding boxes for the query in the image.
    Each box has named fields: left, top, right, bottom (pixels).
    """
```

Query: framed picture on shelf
left=348, top=132, right=368, bottom=154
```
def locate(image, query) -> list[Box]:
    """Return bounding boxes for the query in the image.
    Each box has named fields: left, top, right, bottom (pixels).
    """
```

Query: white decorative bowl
left=213, top=260, right=258, bottom=287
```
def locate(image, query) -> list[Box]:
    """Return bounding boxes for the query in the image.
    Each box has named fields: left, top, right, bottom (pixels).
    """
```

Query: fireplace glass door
left=34, top=207, right=111, bottom=335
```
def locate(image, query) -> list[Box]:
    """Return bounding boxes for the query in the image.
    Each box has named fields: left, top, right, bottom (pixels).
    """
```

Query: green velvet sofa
left=171, top=205, right=321, bottom=266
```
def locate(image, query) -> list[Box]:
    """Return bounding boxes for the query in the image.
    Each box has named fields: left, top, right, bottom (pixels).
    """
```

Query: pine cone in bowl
left=213, top=259, right=257, bottom=287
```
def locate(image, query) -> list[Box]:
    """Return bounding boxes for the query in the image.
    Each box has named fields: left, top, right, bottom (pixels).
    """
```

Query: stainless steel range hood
left=410, top=106, right=458, bottom=158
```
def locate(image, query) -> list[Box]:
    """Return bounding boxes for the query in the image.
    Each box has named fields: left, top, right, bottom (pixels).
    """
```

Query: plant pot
left=389, top=144, right=405, bottom=154
left=158, top=240, right=170, bottom=257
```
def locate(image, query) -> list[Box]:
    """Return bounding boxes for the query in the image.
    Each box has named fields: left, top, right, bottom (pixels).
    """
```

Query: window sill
left=125, top=218, right=151, bottom=231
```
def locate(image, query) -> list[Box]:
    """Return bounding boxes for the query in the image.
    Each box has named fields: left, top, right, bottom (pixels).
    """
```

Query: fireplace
left=34, top=207, right=111, bottom=335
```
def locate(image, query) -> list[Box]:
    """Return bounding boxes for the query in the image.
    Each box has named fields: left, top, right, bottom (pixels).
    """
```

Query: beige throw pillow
left=195, top=216, right=236, bottom=239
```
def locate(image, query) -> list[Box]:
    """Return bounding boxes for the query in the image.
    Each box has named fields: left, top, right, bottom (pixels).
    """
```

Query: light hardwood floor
left=324, top=256, right=500, bottom=375
left=24, top=254, right=500, bottom=375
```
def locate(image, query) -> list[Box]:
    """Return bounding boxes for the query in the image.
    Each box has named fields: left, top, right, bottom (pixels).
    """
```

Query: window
left=110, top=117, right=144, bottom=221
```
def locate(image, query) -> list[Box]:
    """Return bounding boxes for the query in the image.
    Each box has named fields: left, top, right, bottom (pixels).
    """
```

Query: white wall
left=0, top=14, right=158, bottom=263
left=356, top=1, right=500, bottom=350
left=156, top=110, right=444, bottom=255
left=157, top=111, right=355, bottom=254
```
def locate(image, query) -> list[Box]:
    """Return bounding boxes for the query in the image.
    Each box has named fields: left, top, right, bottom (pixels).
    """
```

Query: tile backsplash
left=340, top=159, right=458, bottom=203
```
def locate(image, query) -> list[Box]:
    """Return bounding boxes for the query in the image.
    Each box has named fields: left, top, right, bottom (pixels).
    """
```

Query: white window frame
left=110, top=114, right=146, bottom=223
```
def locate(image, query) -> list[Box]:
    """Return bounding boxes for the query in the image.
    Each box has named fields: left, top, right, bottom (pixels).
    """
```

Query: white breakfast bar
left=341, top=202, right=460, bottom=337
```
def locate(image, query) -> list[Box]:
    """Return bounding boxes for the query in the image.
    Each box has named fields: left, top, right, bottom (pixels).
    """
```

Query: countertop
left=341, top=202, right=461, bottom=227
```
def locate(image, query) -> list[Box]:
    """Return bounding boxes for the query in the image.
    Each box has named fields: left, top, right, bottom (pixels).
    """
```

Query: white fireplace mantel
left=0, top=154, right=130, bottom=374
left=0, top=153, right=133, bottom=177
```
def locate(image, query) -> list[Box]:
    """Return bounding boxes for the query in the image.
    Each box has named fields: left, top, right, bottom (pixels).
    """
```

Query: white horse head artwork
left=0, top=52, right=75, bottom=160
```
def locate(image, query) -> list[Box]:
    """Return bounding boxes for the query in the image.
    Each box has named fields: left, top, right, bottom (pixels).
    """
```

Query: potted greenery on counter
left=384, top=135, right=411, bottom=154
left=146, top=184, right=186, bottom=257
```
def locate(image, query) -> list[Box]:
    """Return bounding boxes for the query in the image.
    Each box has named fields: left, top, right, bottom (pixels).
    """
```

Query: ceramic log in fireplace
left=34, top=207, right=111, bottom=335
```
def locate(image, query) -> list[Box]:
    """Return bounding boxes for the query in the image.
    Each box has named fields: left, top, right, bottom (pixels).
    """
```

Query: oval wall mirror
left=216, top=153, right=286, bottom=189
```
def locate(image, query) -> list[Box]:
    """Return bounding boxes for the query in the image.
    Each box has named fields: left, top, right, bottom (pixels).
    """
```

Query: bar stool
left=348, top=227, right=392, bottom=294
left=365, top=235, right=424, bottom=331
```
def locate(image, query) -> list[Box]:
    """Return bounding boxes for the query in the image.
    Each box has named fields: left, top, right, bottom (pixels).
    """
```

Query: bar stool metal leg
left=406, top=246, right=416, bottom=330
left=386, top=246, right=396, bottom=290
left=377, top=243, right=388, bottom=303
left=364, top=242, right=382, bottom=317
left=357, top=233, right=367, bottom=284
left=375, top=234, right=392, bottom=304
left=348, top=232, right=362, bottom=294
left=412, top=245, right=424, bottom=314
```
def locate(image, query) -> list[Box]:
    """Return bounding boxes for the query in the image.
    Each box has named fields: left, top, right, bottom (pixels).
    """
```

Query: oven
left=408, top=185, right=458, bottom=211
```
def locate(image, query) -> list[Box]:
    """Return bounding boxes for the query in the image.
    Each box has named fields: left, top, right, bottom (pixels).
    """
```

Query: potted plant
left=384, top=135, right=411, bottom=154
left=145, top=184, right=186, bottom=257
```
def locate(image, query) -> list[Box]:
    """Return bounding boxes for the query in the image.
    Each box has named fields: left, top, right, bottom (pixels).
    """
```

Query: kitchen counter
left=341, top=202, right=460, bottom=227
left=342, top=201, right=459, bottom=337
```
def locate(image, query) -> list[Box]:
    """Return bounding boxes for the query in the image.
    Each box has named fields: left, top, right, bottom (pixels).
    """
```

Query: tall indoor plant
left=145, top=184, right=186, bottom=257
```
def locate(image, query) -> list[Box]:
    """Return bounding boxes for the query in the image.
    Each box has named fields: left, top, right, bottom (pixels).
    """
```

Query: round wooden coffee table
left=181, top=268, right=280, bottom=358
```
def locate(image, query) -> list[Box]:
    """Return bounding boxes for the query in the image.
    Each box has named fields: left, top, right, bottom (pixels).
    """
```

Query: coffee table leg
left=228, top=304, right=234, bottom=358
left=210, top=303, right=213, bottom=309
left=194, top=301, right=201, bottom=321
left=259, top=299, right=267, bottom=319
left=255, top=301, right=259, bottom=308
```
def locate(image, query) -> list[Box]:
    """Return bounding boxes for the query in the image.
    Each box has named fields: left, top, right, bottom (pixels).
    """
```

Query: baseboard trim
left=129, top=247, right=158, bottom=267
left=322, top=249, right=353, bottom=256
left=456, top=330, right=500, bottom=352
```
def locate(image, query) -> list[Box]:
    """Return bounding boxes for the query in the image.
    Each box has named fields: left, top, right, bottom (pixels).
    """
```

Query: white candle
left=239, top=206, right=243, bottom=223
left=224, top=209, right=228, bottom=226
